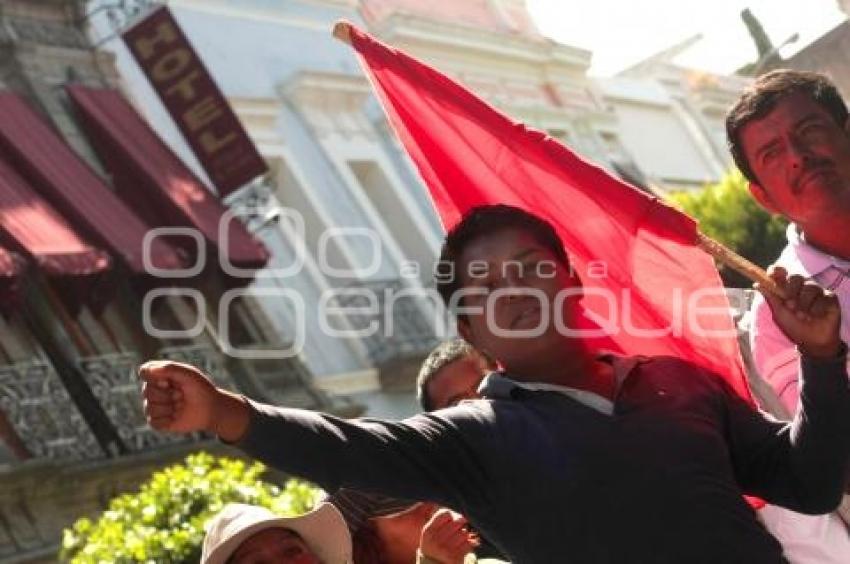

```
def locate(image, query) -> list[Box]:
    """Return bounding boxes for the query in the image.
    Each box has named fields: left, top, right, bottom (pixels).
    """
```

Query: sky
left=525, top=0, right=847, bottom=76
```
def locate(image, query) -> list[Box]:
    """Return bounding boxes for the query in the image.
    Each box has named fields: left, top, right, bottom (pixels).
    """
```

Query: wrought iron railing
left=78, top=345, right=233, bottom=453
left=329, top=279, right=440, bottom=365
left=0, top=360, right=101, bottom=460
left=234, top=346, right=332, bottom=409
left=79, top=350, right=195, bottom=452
left=158, top=342, right=332, bottom=411
left=156, top=343, right=236, bottom=390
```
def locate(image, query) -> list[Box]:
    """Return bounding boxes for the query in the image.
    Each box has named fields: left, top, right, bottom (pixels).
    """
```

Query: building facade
left=90, top=0, right=448, bottom=419
left=356, top=1, right=747, bottom=193
left=0, top=1, right=345, bottom=561
left=767, top=17, right=850, bottom=100
left=359, top=0, right=636, bottom=185
left=600, top=38, right=750, bottom=191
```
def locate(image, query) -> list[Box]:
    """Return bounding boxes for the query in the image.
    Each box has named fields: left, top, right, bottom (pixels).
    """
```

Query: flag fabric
left=345, top=24, right=752, bottom=404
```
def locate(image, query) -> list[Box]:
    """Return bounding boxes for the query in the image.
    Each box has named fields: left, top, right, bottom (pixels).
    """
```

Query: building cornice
left=280, top=70, right=376, bottom=139
left=281, top=70, right=372, bottom=109
left=372, top=12, right=591, bottom=71
left=166, top=0, right=349, bottom=32
left=229, top=97, right=283, bottom=125
left=229, top=96, right=287, bottom=151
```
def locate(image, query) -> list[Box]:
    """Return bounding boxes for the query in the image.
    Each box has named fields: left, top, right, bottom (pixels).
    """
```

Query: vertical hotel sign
left=122, top=6, right=267, bottom=197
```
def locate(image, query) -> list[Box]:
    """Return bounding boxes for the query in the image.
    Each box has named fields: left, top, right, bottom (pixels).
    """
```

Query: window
left=347, top=160, right=435, bottom=283
left=269, top=157, right=351, bottom=275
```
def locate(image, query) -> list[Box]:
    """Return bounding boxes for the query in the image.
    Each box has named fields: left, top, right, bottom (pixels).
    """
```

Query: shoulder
left=403, top=400, right=498, bottom=432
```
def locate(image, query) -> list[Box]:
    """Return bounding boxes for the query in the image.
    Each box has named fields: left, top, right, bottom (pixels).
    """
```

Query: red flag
left=345, top=24, right=752, bottom=404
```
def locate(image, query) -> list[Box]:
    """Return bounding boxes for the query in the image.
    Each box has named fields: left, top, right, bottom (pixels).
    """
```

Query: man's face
left=230, top=527, right=320, bottom=564
left=455, top=227, right=583, bottom=375
left=426, top=357, right=488, bottom=410
left=741, top=92, right=850, bottom=227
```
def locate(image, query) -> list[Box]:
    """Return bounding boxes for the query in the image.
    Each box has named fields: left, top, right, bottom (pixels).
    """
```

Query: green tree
left=668, top=170, right=788, bottom=288
left=61, top=452, right=323, bottom=564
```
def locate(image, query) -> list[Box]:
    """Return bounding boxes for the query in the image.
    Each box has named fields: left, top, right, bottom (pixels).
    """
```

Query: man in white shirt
left=730, top=69, right=850, bottom=563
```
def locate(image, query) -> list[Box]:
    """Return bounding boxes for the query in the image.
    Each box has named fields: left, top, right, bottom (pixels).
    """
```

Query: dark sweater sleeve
left=233, top=400, right=492, bottom=511
left=724, top=346, right=850, bottom=514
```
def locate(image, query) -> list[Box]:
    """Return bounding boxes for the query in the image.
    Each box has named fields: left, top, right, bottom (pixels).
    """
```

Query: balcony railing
left=78, top=351, right=196, bottom=452
left=0, top=359, right=101, bottom=460
left=329, top=279, right=440, bottom=366
left=77, top=344, right=235, bottom=453
left=234, top=346, right=333, bottom=410
left=156, top=343, right=237, bottom=390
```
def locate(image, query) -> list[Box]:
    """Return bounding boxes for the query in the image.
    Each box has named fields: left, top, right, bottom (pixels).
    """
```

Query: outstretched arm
left=140, top=361, right=492, bottom=510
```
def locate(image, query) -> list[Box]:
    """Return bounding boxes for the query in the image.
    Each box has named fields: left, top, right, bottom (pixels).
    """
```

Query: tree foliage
left=61, top=452, right=323, bottom=564
left=668, top=170, right=788, bottom=287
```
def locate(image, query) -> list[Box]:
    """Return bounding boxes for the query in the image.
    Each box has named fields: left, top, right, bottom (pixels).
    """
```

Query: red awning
left=0, top=154, right=111, bottom=314
left=0, top=155, right=110, bottom=277
left=66, top=86, right=269, bottom=272
left=0, top=92, right=185, bottom=276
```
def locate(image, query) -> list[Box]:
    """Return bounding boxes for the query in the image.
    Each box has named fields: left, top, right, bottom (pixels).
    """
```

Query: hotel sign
left=122, top=6, right=267, bottom=197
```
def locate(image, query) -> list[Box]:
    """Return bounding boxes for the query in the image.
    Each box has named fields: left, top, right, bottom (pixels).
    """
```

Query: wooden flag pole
left=331, top=19, right=784, bottom=299
left=695, top=233, right=783, bottom=297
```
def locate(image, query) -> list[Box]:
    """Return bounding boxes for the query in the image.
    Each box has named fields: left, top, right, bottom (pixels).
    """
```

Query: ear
left=748, top=181, right=778, bottom=214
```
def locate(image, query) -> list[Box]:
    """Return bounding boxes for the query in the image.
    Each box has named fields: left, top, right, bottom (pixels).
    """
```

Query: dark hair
left=726, top=69, right=848, bottom=183
left=435, top=204, right=569, bottom=309
left=351, top=520, right=386, bottom=564
left=416, top=339, right=497, bottom=411
left=331, top=489, right=416, bottom=564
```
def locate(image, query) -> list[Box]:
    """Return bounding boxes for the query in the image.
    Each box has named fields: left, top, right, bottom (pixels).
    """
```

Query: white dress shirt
left=748, top=223, right=850, bottom=564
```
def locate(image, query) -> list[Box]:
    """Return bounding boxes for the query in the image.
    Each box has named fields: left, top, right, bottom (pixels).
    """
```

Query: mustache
left=792, top=158, right=835, bottom=189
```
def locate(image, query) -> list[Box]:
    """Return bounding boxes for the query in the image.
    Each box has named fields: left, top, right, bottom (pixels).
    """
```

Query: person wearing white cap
left=201, top=502, right=353, bottom=564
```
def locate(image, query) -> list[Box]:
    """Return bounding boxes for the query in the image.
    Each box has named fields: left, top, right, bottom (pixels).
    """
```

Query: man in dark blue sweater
left=141, top=205, right=850, bottom=563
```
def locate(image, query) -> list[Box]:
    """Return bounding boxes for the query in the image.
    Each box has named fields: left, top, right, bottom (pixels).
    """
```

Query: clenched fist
left=757, top=266, right=843, bottom=359
left=139, top=360, right=250, bottom=442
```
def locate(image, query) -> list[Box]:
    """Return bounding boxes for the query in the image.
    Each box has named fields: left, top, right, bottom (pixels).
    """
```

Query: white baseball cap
left=201, top=502, right=353, bottom=564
